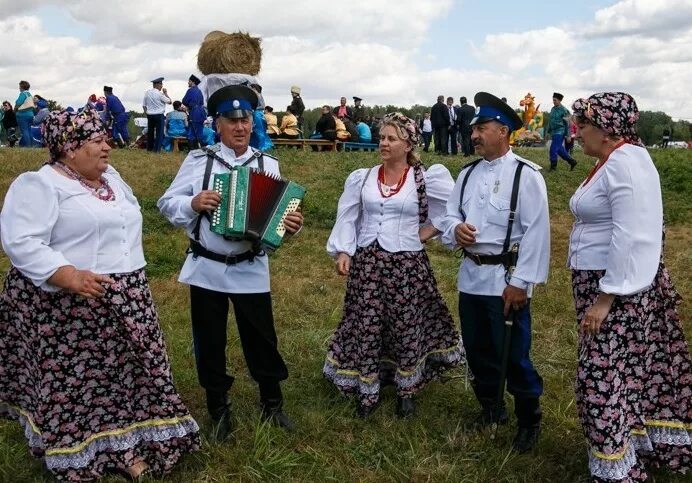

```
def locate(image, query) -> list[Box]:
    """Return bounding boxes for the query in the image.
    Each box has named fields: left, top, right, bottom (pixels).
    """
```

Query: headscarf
left=381, top=111, right=421, bottom=146
left=43, top=109, right=106, bottom=162
left=571, top=92, right=644, bottom=147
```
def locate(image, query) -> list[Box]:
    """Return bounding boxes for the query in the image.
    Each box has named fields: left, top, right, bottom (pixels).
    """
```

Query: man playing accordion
left=158, top=84, right=303, bottom=442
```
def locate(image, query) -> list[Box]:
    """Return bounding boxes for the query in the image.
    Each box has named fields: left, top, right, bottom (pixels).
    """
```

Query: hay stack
left=197, top=31, right=262, bottom=76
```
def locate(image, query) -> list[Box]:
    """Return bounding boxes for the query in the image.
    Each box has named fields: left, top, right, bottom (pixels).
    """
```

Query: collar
left=483, top=148, right=513, bottom=166
left=219, top=143, right=253, bottom=165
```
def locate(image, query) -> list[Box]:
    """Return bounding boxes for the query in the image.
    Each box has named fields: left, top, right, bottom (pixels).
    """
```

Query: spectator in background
left=343, top=116, right=360, bottom=143
left=446, top=96, right=459, bottom=155
left=419, top=112, right=433, bottom=152
left=2, top=101, right=18, bottom=147
left=564, top=120, right=577, bottom=154
left=265, top=106, right=280, bottom=138
left=182, top=75, right=207, bottom=149
left=142, top=77, right=171, bottom=152
left=104, top=85, right=130, bottom=148
left=312, top=105, right=337, bottom=141
left=162, top=100, right=188, bottom=151
left=430, top=95, right=449, bottom=155
left=334, top=114, right=351, bottom=141
left=356, top=117, right=372, bottom=143
left=290, top=86, right=305, bottom=131
left=661, top=126, right=671, bottom=148
left=458, top=96, right=475, bottom=157
left=546, top=92, right=577, bottom=171
left=279, top=105, right=300, bottom=139
left=333, top=97, right=353, bottom=120
left=369, top=116, right=381, bottom=143
left=15, top=80, right=35, bottom=147
left=32, top=98, right=50, bottom=126
left=352, top=96, right=365, bottom=122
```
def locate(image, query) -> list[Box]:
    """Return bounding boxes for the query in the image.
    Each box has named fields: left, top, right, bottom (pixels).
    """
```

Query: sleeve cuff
left=509, top=276, right=529, bottom=290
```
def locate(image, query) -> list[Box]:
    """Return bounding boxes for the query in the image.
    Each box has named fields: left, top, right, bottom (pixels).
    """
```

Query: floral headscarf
left=571, top=92, right=644, bottom=147
left=382, top=112, right=421, bottom=146
left=43, top=109, right=106, bottom=162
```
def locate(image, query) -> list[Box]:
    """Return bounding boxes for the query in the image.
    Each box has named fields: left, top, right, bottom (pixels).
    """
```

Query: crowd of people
left=0, top=74, right=690, bottom=483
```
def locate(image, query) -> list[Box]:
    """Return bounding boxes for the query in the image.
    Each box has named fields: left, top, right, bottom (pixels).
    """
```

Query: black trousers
left=421, top=131, right=433, bottom=152
left=190, top=285, right=288, bottom=401
left=460, top=127, right=473, bottom=156
left=433, top=126, right=448, bottom=153
left=459, top=292, right=543, bottom=426
left=447, top=126, right=458, bottom=154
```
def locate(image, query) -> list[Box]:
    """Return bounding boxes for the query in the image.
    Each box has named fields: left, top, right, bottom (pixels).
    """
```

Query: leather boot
left=512, top=424, right=541, bottom=453
left=356, top=400, right=380, bottom=419
left=513, top=397, right=542, bottom=453
left=464, top=403, right=508, bottom=432
left=396, top=396, right=416, bottom=418
left=207, top=390, right=234, bottom=442
left=261, top=398, right=294, bottom=432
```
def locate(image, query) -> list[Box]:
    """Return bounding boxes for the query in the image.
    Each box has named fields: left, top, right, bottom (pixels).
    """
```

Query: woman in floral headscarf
left=324, top=112, right=464, bottom=418
left=568, top=92, right=691, bottom=482
left=0, top=109, right=200, bottom=481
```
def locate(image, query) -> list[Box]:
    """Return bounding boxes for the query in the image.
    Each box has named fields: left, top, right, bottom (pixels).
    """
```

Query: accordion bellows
left=210, top=167, right=305, bottom=251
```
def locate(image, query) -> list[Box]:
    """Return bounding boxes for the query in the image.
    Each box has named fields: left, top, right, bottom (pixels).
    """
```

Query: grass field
left=0, top=145, right=690, bottom=483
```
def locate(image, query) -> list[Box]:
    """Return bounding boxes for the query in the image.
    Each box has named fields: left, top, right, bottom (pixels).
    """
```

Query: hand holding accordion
left=210, top=167, right=306, bottom=251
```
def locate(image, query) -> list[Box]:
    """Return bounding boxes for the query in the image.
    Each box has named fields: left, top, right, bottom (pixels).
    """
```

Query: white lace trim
left=1, top=402, right=199, bottom=471
left=323, top=339, right=465, bottom=395
left=588, top=426, right=692, bottom=480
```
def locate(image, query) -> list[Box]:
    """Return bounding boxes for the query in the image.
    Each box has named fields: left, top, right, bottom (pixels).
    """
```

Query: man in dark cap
left=546, top=92, right=577, bottom=170
left=442, top=92, right=550, bottom=454
left=458, top=96, right=476, bottom=157
left=182, top=74, right=207, bottom=149
left=289, top=86, right=305, bottom=131
left=142, top=77, right=171, bottom=152
left=103, top=85, right=130, bottom=147
left=158, top=84, right=303, bottom=442
left=352, top=96, right=365, bottom=123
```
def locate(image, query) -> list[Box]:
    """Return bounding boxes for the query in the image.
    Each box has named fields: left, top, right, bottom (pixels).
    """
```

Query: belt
left=463, top=250, right=509, bottom=266
left=188, top=239, right=264, bottom=265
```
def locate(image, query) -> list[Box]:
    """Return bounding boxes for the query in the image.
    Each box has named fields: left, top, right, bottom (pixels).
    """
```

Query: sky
left=1, top=0, right=691, bottom=120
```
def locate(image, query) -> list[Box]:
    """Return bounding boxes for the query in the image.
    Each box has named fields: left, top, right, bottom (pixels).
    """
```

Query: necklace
left=581, top=140, right=626, bottom=187
left=55, top=161, right=115, bottom=201
left=377, top=165, right=410, bottom=198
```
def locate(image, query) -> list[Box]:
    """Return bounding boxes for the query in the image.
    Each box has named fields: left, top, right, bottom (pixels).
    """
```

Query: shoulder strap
left=457, top=159, right=482, bottom=220
left=501, top=162, right=525, bottom=254
left=243, top=150, right=264, bottom=170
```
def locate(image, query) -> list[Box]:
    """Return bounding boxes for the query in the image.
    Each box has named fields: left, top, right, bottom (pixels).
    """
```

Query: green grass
left=0, top=145, right=690, bottom=483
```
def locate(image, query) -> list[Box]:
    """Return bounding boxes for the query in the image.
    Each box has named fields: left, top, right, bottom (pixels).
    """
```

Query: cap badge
left=232, top=100, right=240, bottom=109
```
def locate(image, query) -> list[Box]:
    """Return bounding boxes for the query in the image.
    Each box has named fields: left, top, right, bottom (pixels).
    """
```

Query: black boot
left=261, top=398, right=294, bottom=432
left=569, top=159, right=578, bottom=171
left=396, top=396, right=416, bottom=418
left=464, top=404, right=508, bottom=432
left=207, top=390, right=234, bottom=442
left=356, top=400, right=380, bottom=419
left=513, top=424, right=541, bottom=453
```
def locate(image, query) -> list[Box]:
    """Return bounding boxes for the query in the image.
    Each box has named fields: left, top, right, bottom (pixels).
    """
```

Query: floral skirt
left=572, top=263, right=691, bottom=482
left=0, top=268, right=200, bottom=481
left=323, top=242, right=464, bottom=407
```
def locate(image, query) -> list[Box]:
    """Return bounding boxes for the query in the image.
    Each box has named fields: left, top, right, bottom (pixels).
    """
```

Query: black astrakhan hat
left=553, top=92, right=564, bottom=101
left=189, top=74, right=201, bottom=85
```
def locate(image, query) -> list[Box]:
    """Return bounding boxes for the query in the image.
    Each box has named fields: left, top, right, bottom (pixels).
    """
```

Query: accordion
left=210, top=167, right=306, bottom=251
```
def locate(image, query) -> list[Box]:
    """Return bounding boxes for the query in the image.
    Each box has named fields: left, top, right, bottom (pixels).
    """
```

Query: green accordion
left=210, top=167, right=306, bottom=251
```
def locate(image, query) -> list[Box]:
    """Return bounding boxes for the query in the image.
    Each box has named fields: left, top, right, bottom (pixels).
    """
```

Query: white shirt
left=422, top=119, right=433, bottom=133
left=0, top=165, right=146, bottom=291
left=157, top=143, right=280, bottom=293
left=326, top=164, right=454, bottom=256
left=441, top=149, right=550, bottom=297
left=567, top=143, right=662, bottom=296
left=142, top=88, right=171, bottom=115
left=448, top=106, right=456, bottom=125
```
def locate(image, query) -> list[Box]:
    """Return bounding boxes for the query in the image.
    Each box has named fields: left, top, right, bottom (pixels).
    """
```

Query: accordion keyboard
left=275, top=198, right=302, bottom=237
left=211, top=177, right=225, bottom=228
left=227, top=171, right=238, bottom=229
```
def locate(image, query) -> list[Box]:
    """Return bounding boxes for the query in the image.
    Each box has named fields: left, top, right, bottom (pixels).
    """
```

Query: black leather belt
left=463, top=250, right=509, bottom=266
left=188, top=239, right=263, bottom=265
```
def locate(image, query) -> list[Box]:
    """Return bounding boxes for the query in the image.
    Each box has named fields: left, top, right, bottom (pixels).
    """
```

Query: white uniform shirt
left=441, top=149, right=550, bottom=297
left=326, top=164, right=454, bottom=256
left=142, top=88, right=171, bottom=115
left=157, top=143, right=279, bottom=293
left=568, top=143, right=662, bottom=296
left=422, top=119, right=433, bottom=133
left=0, top=165, right=146, bottom=291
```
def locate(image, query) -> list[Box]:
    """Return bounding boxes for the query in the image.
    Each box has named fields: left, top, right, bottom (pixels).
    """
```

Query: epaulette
left=190, top=143, right=221, bottom=158
left=515, top=156, right=542, bottom=171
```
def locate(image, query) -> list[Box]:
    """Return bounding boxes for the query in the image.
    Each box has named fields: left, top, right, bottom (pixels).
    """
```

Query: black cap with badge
left=470, top=92, right=523, bottom=132
left=207, top=84, right=258, bottom=119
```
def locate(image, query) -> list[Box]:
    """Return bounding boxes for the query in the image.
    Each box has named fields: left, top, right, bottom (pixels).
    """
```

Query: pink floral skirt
left=572, top=262, right=691, bottom=482
left=324, top=242, right=464, bottom=407
left=0, top=267, right=200, bottom=481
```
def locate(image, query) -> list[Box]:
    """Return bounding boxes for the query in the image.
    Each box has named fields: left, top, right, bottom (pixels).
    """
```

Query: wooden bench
left=171, top=137, right=188, bottom=152
left=342, top=141, right=378, bottom=152
left=271, top=138, right=339, bottom=151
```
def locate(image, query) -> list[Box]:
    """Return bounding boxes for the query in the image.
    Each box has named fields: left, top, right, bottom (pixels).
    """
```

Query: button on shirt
left=142, top=88, right=171, bottom=115
left=157, top=144, right=279, bottom=293
left=567, top=143, right=662, bottom=295
left=0, top=165, right=145, bottom=291
left=441, top=150, right=550, bottom=297
left=327, top=164, right=454, bottom=256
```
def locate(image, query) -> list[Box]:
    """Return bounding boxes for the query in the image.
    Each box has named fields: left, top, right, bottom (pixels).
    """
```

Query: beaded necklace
left=377, top=165, right=410, bottom=198
left=54, top=161, right=115, bottom=201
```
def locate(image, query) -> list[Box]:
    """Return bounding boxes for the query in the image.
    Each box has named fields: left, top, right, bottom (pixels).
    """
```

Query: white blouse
left=568, top=143, right=662, bottom=296
left=326, top=164, right=454, bottom=257
left=0, top=164, right=146, bottom=291
left=157, top=143, right=279, bottom=294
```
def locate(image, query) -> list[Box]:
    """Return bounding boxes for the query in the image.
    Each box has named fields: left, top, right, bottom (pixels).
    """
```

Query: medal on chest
left=493, top=180, right=500, bottom=194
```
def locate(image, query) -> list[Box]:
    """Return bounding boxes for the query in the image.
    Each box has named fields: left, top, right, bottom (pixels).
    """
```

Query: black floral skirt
left=0, top=268, right=200, bottom=481
left=572, top=263, right=691, bottom=482
left=323, top=242, right=464, bottom=407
